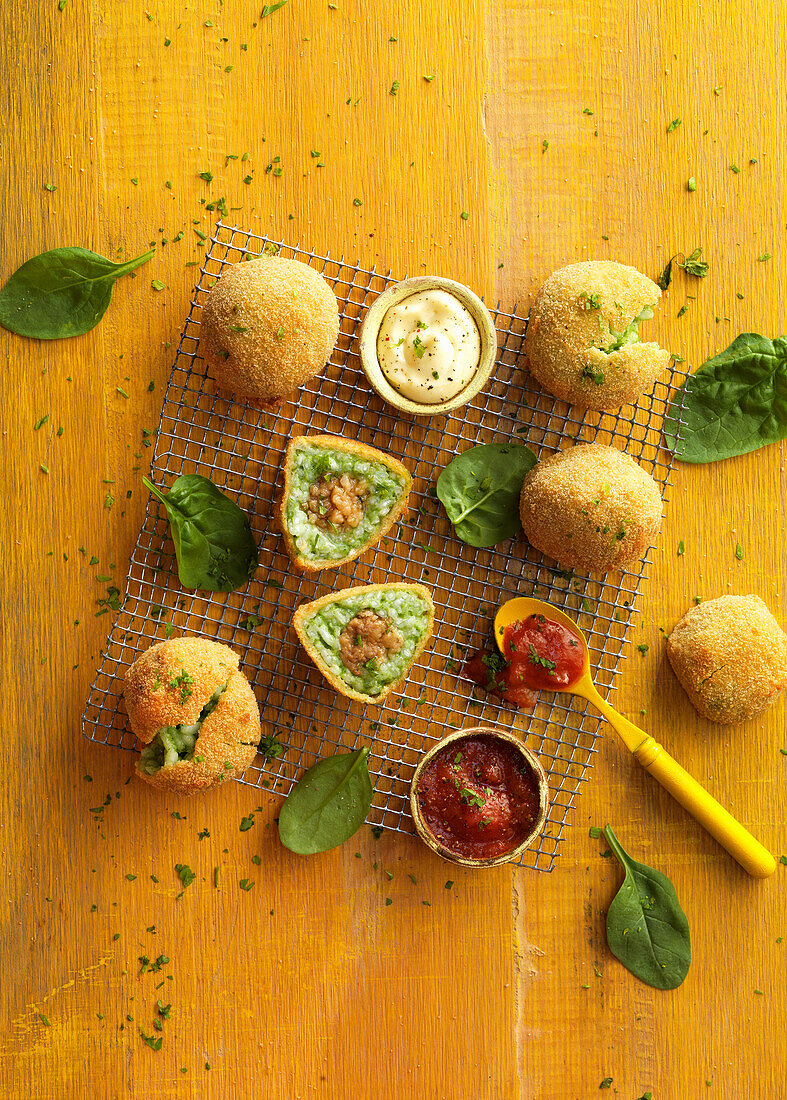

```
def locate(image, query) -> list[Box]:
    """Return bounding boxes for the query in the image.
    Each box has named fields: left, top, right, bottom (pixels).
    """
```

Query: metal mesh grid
left=82, top=222, right=686, bottom=871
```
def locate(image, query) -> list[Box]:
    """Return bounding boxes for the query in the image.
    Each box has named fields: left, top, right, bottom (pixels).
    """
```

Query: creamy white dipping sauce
left=376, top=289, right=481, bottom=404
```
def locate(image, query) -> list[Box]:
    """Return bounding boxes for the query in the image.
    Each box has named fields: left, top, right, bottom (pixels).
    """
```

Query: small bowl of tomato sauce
left=410, top=727, right=549, bottom=867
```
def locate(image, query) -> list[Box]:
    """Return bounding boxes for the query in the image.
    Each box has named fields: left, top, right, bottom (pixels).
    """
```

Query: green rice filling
left=285, top=444, right=406, bottom=562
left=302, top=589, right=430, bottom=697
left=138, top=682, right=228, bottom=775
left=602, top=304, right=654, bottom=353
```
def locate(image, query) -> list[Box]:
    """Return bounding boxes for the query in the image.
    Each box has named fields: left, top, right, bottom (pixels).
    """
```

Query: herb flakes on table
left=174, top=864, right=195, bottom=890
left=657, top=247, right=709, bottom=290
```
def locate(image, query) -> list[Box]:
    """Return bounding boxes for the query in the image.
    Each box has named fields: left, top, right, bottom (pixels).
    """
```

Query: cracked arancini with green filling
left=200, top=256, right=340, bottom=408
left=524, top=260, right=670, bottom=410
left=666, top=595, right=787, bottom=724
left=518, top=443, right=662, bottom=574
left=124, top=637, right=261, bottom=794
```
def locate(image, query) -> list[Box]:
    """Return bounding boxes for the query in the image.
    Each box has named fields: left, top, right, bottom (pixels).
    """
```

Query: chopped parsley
left=528, top=644, right=556, bottom=672
left=581, top=364, right=605, bottom=385
left=175, top=863, right=196, bottom=889
left=680, top=247, right=709, bottom=277
left=140, top=1030, right=163, bottom=1051
left=657, top=247, right=709, bottom=289
left=239, top=612, right=265, bottom=631
left=168, top=668, right=194, bottom=705
left=412, top=334, right=427, bottom=358
left=259, top=733, right=285, bottom=760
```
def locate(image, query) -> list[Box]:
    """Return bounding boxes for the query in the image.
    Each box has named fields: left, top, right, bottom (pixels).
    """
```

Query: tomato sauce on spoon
left=502, top=613, right=586, bottom=692
left=464, top=613, right=586, bottom=706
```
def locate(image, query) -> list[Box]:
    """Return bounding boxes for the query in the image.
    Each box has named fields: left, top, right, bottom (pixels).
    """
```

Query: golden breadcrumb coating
left=666, top=595, right=787, bottom=724
left=200, top=256, right=340, bottom=406
left=136, top=670, right=260, bottom=794
left=524, top=260, right=670, bottom=411
left=124, top=637, right=261, bottom=794
left=519, top=443, right=662, bottom=574
left=124, top=637, right=240, bottom=743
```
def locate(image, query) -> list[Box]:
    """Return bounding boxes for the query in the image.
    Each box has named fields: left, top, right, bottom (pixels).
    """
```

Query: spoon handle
left=579, top=685, right=776, bottom=877
left=632, top=737, right=776, bottom=878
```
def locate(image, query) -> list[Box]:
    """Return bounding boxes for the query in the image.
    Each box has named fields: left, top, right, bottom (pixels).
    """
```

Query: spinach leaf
left=278, top=746, right=373, bottom=854
left=603, top=825, right=691, bottom=990
left=436, top=442, right=538, bottom=548
left=664, top=333, right=787, bottom=463
left=143, top=474, right=258, bottom=592
left=0, top=246, right=155, bottom=339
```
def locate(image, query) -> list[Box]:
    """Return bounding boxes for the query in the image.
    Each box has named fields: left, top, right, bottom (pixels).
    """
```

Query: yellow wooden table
left=2, top=1, right=785, bottom=1096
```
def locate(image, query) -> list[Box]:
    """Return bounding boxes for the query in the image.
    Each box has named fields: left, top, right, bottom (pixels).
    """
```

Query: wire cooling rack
left=82, top=222, right=685, bottom=871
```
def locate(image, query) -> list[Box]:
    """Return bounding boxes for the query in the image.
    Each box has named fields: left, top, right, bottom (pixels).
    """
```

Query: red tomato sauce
left=502, top=614, right=586, bottom=691
left=463, top=648, right=537, bottom=708
left=416, top=735, right=543, bottom=860
left=463, top=614, right=585, bottom=708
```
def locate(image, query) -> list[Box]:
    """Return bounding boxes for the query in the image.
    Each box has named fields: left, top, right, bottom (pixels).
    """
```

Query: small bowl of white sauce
left=358, top=276, right=497, bottom=416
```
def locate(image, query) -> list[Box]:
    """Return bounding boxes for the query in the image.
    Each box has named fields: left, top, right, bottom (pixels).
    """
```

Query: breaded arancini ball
left=524, top=260, right=671, bottom=410
left=124, top=637, right=261, bottom=794
left=666, top=595, right=787, bottom=724
left=200, top=256, right=340, bottom=407
left=519, top=443, right=662, bottom=574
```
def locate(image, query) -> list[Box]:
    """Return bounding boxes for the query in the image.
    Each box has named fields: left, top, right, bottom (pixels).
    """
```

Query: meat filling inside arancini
left=339, top=610, right=403, bottom=677
left=302, top=473, right=370, bottom=531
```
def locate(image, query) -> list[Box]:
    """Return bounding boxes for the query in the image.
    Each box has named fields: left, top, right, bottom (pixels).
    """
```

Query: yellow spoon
left=494, top=597, right=776, bottom=878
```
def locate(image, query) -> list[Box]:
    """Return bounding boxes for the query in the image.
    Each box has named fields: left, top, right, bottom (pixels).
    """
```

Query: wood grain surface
left=1, top=1, right=785, bottom=1097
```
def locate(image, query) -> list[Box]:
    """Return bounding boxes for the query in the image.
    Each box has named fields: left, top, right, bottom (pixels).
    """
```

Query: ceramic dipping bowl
left=358, top=276, right=497, bottom=416
left=409, top=725, right=549, bottom=868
